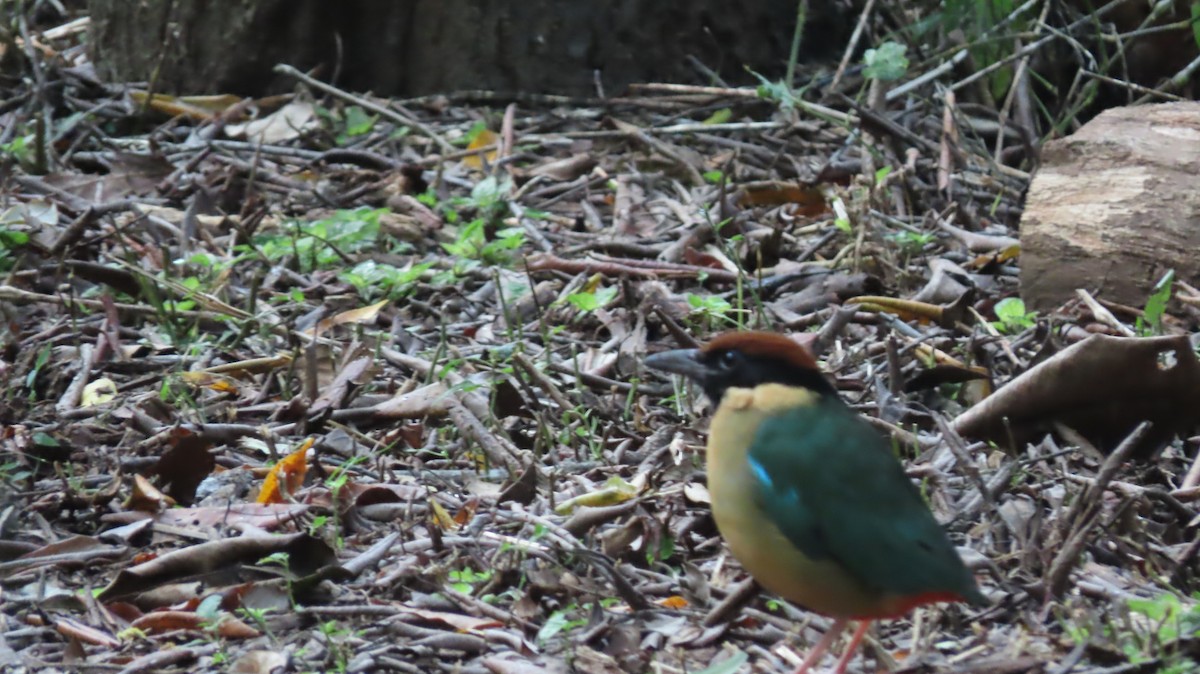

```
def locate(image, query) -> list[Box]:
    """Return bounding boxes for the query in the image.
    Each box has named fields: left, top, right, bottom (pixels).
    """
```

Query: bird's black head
left=644, top=331, right=838, bottom=403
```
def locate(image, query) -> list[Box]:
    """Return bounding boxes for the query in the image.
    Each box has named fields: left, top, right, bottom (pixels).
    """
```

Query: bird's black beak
left=644, top=348, right=707, bottom=383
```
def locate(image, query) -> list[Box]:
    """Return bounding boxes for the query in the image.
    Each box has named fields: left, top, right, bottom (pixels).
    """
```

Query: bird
left=644, top=330, right=987, bottom=674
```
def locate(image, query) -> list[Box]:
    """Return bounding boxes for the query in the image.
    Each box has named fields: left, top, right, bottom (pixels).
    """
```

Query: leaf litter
left=2, top=5, right=1200, bottom=674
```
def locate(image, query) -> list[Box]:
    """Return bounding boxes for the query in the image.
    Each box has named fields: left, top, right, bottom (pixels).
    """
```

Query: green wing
left=746, top=399, right=980, bottom=601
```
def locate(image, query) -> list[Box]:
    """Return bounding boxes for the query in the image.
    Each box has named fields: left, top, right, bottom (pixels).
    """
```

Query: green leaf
left=992, top=296, right=1036, bottom=332
left=567, top=286, right=617, bottom=312
left=703, top=108, right=733, bottom=125
left=463, top=120, right=489, bottom=144
left=863, top=41, right=909, bottom=81
left=1137, top=269, right=1174, bottom=336
left=195, top=594, right=224, bottom=620
left=536, top=607, right=587, bottom=644
left=1192, top=3, right=1200, bottom=50
left=343, top=106, right=377, bottom=136
left=0, top=229, right=29, bottom=246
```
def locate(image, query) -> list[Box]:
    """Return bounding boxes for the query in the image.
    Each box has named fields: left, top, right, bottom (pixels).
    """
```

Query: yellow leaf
left=429, top=499, right=458, bottom=530
left=463, top=129, right=499, bottom=169
left=179, top=371, right=240, bottom=393
left=579, top=273, right=603, bottom=295
left=554, top=476, right=640, bottom=515
left=203, top=353, right=293, bottom=377
left=847, top=295, right=944, bottom=325
left=128, top=91, right=242, bottom=120
left=80, top=378, right=117, bottom=407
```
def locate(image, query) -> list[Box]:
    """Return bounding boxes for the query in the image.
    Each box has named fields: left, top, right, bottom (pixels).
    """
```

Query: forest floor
left=2, top=5, right=1199, bottom=674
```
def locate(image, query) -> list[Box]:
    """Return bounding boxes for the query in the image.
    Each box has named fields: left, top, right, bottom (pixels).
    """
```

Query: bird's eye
left=718, top=350, right=739, bottom=369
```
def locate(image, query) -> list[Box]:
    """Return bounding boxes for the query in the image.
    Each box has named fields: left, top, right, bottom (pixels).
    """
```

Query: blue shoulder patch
left=748, top=455, right=775, bottom=491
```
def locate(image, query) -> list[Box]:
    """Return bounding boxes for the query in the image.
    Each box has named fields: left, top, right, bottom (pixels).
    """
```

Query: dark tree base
left=88, top=0, right=852, bottom=97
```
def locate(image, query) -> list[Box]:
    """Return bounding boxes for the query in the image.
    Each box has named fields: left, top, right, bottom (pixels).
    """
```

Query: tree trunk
left=88, top=0, right=850, bottom=97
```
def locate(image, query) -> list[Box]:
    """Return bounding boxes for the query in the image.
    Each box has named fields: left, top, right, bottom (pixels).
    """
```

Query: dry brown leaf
left=953, top=334, right=1200, bottom=457
left=395, top=605, right=504, bottom=632
left=308, top=353, right=375, bottom=416
left=155, top=503, right=309, bottom=530
left=125, top=474, right=176, bottom=513
left=131, top=610, right=260, bottom=638
left=54, top=618, right=120, bottom=648
left=225, top=101, right=318, bottom=144
left=153, top=428, right=215, bottom=505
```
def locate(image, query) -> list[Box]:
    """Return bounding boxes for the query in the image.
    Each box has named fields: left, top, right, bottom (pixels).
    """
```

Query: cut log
left=1019, top=101, right=1200, bottom=311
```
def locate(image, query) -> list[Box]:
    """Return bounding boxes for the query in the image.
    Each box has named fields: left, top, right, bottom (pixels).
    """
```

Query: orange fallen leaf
left=179, top=371, right=240, bottom=393
left=657, top=595, right=689, bottom=609
left=737, top=181, right=830, bottom=216
left=256, top=439, right=312, bottom=504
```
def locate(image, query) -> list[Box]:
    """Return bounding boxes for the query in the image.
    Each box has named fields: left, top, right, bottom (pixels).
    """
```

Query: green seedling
left=1137, top=269, right=1174, bottom=336
left=991, top=297, right=1036, bottom=333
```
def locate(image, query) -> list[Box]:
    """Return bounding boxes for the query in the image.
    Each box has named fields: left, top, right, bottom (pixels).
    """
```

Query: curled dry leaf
left=310, top=299, right=388, bottom=338
left=953, top=334, right=1200, bottom=457
left=125, top=474, right=175, bottom=513
left=309, top=352, right=375, bottom=416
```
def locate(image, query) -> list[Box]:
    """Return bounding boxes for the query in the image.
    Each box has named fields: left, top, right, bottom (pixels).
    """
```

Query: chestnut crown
left=645, top=331, right=837, bottom=403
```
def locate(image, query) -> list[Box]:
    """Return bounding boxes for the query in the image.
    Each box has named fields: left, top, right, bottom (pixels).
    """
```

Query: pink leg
left=791, top=618, right=849, bottom=674
left=831, top=620, right=872, bottom=674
